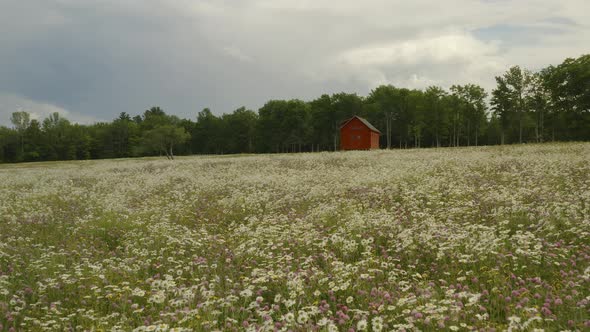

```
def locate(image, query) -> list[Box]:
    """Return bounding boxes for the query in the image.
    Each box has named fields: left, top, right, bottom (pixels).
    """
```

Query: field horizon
left=2, top=141, right=587, bottom=169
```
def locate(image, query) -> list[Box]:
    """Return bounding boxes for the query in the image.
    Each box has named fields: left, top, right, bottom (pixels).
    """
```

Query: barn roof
left=340, top=116, right=381, bottom=134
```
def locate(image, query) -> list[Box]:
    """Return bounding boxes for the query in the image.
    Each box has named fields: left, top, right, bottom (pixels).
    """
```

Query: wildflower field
left=1, top=143, right=589, bottom=332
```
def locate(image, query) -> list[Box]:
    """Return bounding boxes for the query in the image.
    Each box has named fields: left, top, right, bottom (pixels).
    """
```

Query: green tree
left=365, top=86, right=417, bottom=149
left=10, top=111, right=31, bottom=159
left=111, top=112, right=140, bottom=157
left=507, top=66, right=533, bottom=143
left=408, top=89, right=426, bottom=148
left=143, top=125, right=190, bottom=159
left=491, top=76, right=515, bottom=145
left=192, top=108, right=223, bottom=154
left=222, top=107, right=258, bottom=153
left=528, top=72, right=550, bottom=142
left=256, top=100, right=310, bottom=153
left=451, top=84, right=488, bottom=146
left=366, top=85, right=398, bottom=149
left=141, top=107, right=172, bottom=131
left=423, top=86, right=448, bottom=147
left=0, top=126, right=19, bottom=162
left=42, top=112, right=72, bottom=160
left=491, top=66, right=533, bottom=144
left=309, top=95, right=335, bottom=151
left=24, top=120, right=43, bottom=161
left=542, top=55, right=590, bottom=141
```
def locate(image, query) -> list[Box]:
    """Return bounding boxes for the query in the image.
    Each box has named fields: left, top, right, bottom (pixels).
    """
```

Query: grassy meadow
left=0, top=143, right=589, bottom=331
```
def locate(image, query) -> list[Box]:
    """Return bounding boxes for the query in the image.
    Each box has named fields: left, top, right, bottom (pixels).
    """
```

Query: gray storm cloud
left=0, top=0, right=589, bottom=125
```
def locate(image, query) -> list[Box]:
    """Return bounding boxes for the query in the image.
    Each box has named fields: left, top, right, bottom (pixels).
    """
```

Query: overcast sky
left=0, top=0, right=588, bottom=125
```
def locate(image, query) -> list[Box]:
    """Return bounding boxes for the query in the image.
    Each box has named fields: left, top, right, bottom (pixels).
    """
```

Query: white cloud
left=222, top=46, right=253, bottom=62
left=173, top=0, right=589, bottom=96
left=298, top=31, right=506, bottom=91
left=0, top=93, right=102, bottom=126
left=337, top=32, right=500, bottom=66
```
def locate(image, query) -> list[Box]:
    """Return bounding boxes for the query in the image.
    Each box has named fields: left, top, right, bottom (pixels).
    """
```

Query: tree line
left=1, top=54, right=588, bottom=163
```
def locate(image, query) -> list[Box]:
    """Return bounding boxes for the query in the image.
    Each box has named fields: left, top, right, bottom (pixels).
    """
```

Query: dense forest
left=1, top=54, right=589, bottom=163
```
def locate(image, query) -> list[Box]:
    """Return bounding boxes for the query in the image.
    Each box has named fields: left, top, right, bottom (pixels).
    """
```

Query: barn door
left=350, top=133, right=362, bottom=149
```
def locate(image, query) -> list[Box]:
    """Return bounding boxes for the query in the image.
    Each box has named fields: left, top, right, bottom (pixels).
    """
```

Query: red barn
left=340, top=116, right=381, bottom=150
